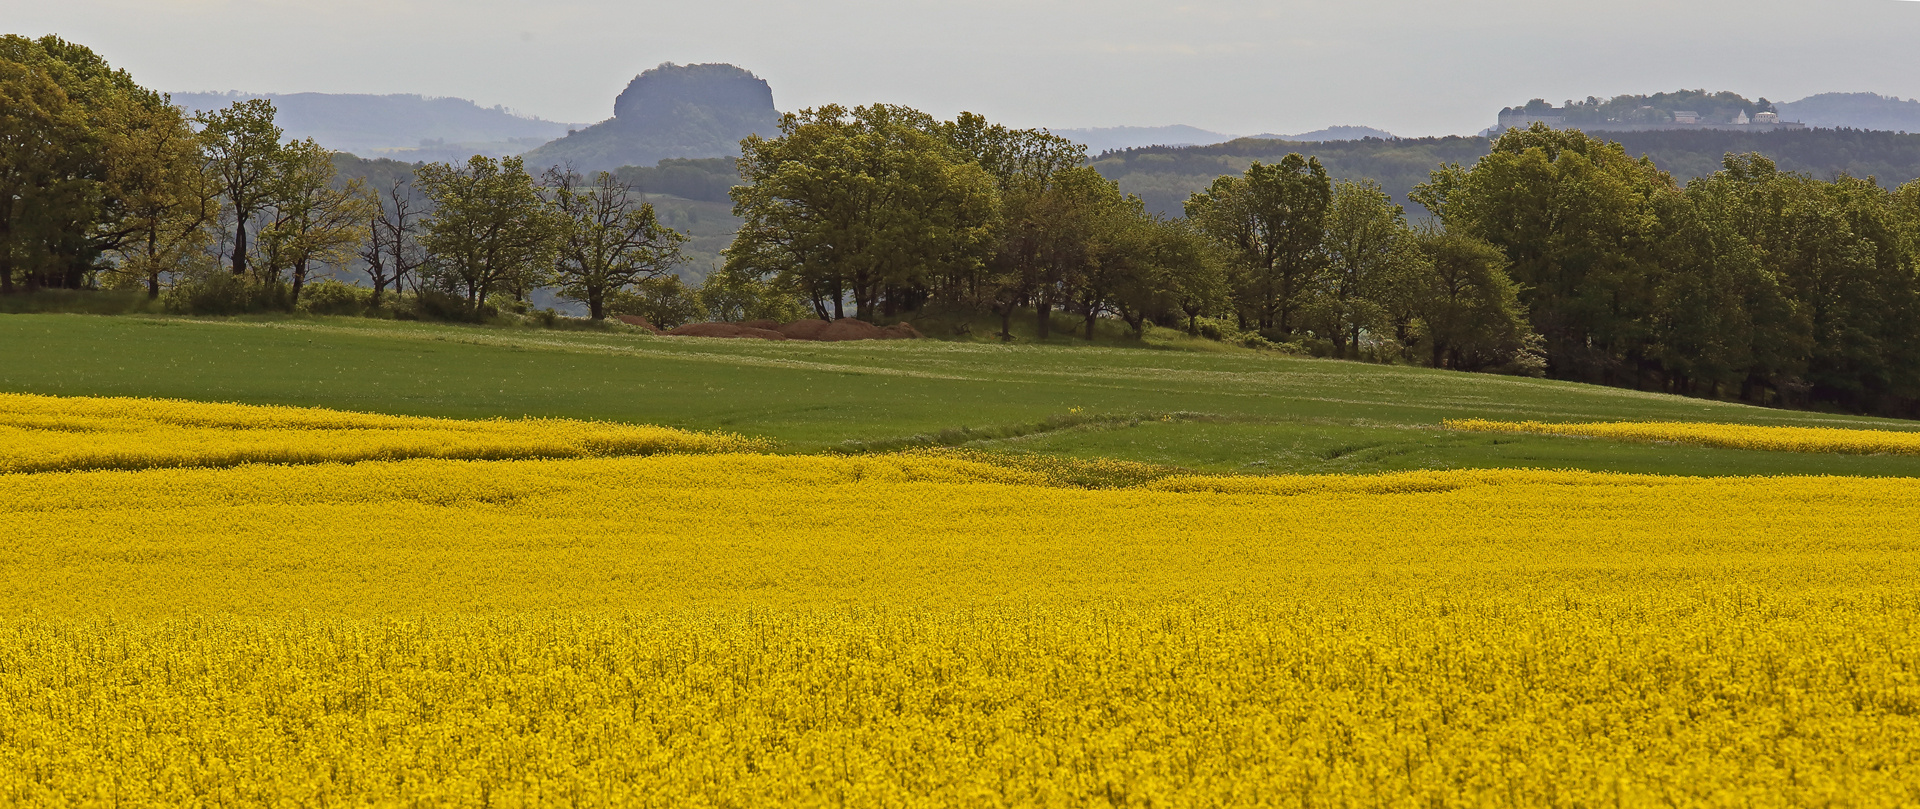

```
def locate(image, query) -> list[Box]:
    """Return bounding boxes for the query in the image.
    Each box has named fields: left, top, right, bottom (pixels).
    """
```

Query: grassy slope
left=5, top=313, right=1918, bottom=476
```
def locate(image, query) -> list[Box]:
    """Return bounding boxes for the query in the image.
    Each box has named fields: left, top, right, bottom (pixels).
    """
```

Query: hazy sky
left=9, top=0, right=1920, bottom=137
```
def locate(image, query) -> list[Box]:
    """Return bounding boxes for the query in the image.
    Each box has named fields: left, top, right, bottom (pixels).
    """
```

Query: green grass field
left=6, top=312, right=1919, bottom=476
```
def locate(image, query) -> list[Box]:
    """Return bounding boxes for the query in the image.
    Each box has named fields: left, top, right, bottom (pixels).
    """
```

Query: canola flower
left=1445, top=416, right=1920, bottom=455
left=0, top=391, right=769, bottom=473
left=5, top=444, right=1920, bottom=804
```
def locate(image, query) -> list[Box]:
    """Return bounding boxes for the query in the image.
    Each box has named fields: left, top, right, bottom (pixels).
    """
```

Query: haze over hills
left=1093, top=128, right=1920, bottom=218
left=1251, top=126, right=1397, bottom=143
left=518, top=63, right=782, bottom=173
left=188, top=78, right=1920, bottom=232
left=1049, top=125, right=1235, bottom=153
left=168, top=92, right=584, bottom=164
left=174, top=76, right=1920, bottom=182
left=1058, top=125, right=1400, bottom=154
left=1776, top=93, right=1920, bottom=133
left=1490, top=91, right=1920, bottom=135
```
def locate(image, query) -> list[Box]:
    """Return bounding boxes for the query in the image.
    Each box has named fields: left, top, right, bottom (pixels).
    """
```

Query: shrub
left=424, top=289, right=494, bottom=322
left=697, top=266, right=809, bottom=324
left=163, top=270, right=291, bottom=315
left=610, top=277, right=702, bottom=329
left=296, top=280, right=371, bottom=316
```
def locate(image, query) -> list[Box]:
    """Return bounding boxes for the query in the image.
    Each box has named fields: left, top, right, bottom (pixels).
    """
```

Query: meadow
left=6, top=316, right=1920, bottom=804
left=6, top=313, right=1920, bottom=476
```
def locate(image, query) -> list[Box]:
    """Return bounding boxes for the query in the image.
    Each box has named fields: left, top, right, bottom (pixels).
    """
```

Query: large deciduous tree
left=198, top=99, right=282, bottom=277
left=258, top=139, right=373, bottom=303
left=0, top=41, right=89, bottom=295
left=1405, top=230, right=1540, bottom=372
left=360, top=178, right=425, bottom=307
left=416, top=155, right=559, bottom=313
left=1311, top=179, right=1422, bottom=359
left=939, top=113, right=1086, bottom=338
left=2, top=34, right=201, bottom=294
left=545, top=168, right=688, bottom=321
left=109, top=95, right=218, bottom=298
left=1185, top=154, right=1332, bottom=337
left=1413, top=124, right=1672, bottom=382
left=726, top=104, right=996, bottom=322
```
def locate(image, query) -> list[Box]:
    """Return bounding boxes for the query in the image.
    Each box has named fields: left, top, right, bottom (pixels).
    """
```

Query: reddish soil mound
left=739, top=319, right=782, bottom=331
left=666, top=322, right=788, bottom=340
left=757, top=318, right=926, bottom=341
left=777, top=319, right=833, bottom=340
left=613, top=314, right=658, bottom=333
left=817, top=319, right=887, bottom=342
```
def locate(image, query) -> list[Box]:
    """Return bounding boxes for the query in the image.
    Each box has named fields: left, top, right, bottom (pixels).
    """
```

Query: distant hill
left=1250, top=126, right=1396, bottom=142
left=1090, top=136, right=1489, bottom=217
left=1051, top=125, right=1236, bottom=154
left=1776, top=93, right=1920, bottom=133
left=520, top=63, right=781, bottom=173
left=1491, top=90, right=1920, bottom=135
left=1092, top=129, right=1920, bottom=217
left=169, top=91, right=580, bottom=163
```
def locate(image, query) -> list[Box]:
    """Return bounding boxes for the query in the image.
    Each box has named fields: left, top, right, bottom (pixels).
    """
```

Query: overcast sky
left=9, top=0, right=1920, bottom=137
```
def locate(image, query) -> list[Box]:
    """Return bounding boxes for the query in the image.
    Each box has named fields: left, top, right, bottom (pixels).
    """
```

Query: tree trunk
left=1084, top=310, right=1097, bottom=340
left=0, top=202, right=13, bottom=296
left=291, top=259, right=310, bottom=306
left=1036, top=301, right=1051, bottom=339
left=589, top=289, right=605, bottom=321
left=145, top=230, right=162, bottom=298
left=232, top=217, right=249, bottom=275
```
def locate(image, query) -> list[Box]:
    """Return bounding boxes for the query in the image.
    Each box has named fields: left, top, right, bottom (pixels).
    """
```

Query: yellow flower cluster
left=0, top=392, right=768, bottom=473
left=1444, top=416, right=1920, bottom=455
left=5, top=442, right=1920, bottom=803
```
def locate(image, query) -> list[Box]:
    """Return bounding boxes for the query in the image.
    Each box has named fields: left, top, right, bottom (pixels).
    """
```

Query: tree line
left=720, top=108, right=1920, bottom=414
left=1, top=35, right=694, bottom=321
left=1419, top=126, right=1920, bottom=414
left=718, top=105, right=1538, bottom=367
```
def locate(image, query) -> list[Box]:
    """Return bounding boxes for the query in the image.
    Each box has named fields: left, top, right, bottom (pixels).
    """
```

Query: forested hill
left=1096, top=129, right=1920, bottom=216
left=1770, top=93, right=1920, bottom=132
left=520, top=63, right=781, bottom=173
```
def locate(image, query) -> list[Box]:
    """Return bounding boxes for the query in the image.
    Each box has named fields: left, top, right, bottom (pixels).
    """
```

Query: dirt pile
left=776, top=319, right=832, bottom=340
left=880, top=322, right=924, bottom=339
left=612, top=315, right=659, bottom=333
left=817, top=319, right=885, bottom=342
left=665, top=323, right=789, bottom=340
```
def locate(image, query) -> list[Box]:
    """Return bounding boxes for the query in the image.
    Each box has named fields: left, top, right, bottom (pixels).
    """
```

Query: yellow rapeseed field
left=4, top=396, right=1919, bottom=804
left=1445, top=416, right=1920, bottom=455
left=0, top=391, right=768, bottom=473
